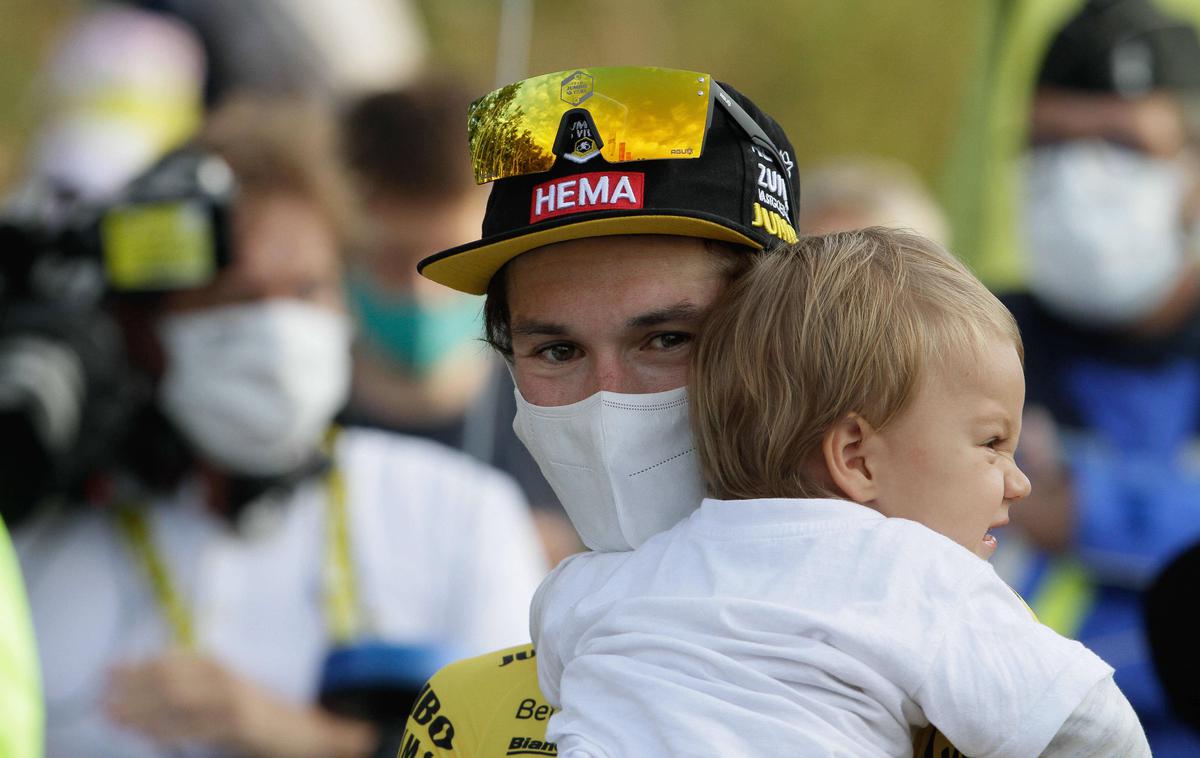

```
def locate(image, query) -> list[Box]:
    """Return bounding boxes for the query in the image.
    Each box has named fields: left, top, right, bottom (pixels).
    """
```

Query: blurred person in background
left=1144, top=537, right=1200, bottom=736
left=1001, top=1, right=1200, bottom=753
left=2, top=8, right=196, bottom=757
left=341, top=79, right=580, bottom=563
left=18, top=0, right=425, bottom=195
left=129, top=0, right=426, bottom=107
left=12, top=97, right=545, bottom=758
left=25, top=0, right=206, bottom=202
left=798, top=155, right=950, bottom=244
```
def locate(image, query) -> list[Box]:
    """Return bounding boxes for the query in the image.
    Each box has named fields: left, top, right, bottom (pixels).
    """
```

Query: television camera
left=0, top=148, right=234, bottom=525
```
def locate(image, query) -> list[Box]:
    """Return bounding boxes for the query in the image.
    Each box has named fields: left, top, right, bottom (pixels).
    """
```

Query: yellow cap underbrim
left=418, top=214, right=760, bottom=295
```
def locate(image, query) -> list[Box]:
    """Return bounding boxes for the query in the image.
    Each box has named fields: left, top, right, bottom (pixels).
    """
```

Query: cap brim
left=418, top=210, right=761, bottom=295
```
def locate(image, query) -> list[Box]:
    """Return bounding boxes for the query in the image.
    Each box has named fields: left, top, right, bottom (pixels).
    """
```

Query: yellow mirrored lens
left=469, top=66, right=712, bottom=184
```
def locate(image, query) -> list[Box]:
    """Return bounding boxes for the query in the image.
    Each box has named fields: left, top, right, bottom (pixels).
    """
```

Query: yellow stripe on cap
left=419, top=215, right=761, bottom=295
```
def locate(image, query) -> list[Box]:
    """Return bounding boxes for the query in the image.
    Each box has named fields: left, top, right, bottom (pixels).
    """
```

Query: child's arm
left=915, top=560, right=1119, bottom=757
left=1042, top=676, right=1149, bottom=758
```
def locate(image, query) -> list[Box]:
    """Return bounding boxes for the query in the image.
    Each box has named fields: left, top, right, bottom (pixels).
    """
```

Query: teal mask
left=347, top=273, right=483, bottom=373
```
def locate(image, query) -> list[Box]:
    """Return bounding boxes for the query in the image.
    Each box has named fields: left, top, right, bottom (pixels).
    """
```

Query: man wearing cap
left=419, top=68, right=798, bottom=555
left=399, top=67, right=962, bottom=756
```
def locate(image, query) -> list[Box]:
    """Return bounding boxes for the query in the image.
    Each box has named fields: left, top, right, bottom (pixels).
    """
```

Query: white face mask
left=1023, top=140, right=1189, bottom=326
left=513, top=385, right=705, bottom=552
left=157, top=300, right=352, bottom=476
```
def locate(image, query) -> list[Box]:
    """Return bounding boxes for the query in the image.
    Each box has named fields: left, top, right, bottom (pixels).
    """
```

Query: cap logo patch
left=553, top=108, right=605, bottom=165
left=751, top=202, right=798, bottom=243
left=749, top=146, right=797, bottom=244
left=560, top=71, right=594, bottom=106
left=530, top=172, right=644, bottom=223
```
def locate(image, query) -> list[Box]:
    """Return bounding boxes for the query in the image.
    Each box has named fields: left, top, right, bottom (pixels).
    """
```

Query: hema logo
left=530, top=172, right=644, bottom=222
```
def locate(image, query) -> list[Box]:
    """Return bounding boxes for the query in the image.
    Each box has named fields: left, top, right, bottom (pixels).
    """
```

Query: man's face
left=147, top=192, right=353, bottom=478
left=506, top=235, right=731, bottom=407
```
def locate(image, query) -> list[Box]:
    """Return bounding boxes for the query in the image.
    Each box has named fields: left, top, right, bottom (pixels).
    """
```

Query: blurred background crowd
left=5, top=0, right=1200, bottom=756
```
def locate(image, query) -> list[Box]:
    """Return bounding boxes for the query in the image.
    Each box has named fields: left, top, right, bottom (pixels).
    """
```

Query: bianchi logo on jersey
left=507, top=736, right=558, bottom=756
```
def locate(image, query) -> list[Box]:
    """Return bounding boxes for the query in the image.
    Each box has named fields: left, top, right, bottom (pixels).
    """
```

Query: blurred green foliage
left=0, top=0, right=72, bottom=189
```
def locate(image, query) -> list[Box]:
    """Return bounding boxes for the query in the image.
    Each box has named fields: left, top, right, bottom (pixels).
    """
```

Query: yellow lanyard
left=116, top=505, right=197, bottom=648
left=321, top=426, right=362, bottom=643
left=117, top=426, right=360, bottom=647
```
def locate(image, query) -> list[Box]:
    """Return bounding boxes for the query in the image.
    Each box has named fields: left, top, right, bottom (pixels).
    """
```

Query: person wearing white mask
left=399, top=67, right=968, bottom=757
left=14, top=97, right=546, bottom=758
left=1000, top=2, right=1200, bottom=755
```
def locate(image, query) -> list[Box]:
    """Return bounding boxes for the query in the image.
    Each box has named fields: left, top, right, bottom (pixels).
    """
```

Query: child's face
left=866, top=335, right=1031, bottom=559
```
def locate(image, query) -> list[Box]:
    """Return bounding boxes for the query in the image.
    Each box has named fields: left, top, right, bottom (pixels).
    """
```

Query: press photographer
left=9, top=96, right=544, bottom=758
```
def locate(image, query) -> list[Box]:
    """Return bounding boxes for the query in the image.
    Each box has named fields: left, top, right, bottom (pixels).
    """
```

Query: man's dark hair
left=484, top=262, right=516, bottom=357
left=483, top=239, right=757, bottom=358
left=343, top=76, right=477, bottom=199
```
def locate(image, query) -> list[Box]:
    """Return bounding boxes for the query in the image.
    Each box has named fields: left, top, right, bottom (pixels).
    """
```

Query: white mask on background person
left=157, top=300, right=352, bottom=476
left=513, top=385, right=704, bottom=552
left=1022, top=140, right=1190, bottom=327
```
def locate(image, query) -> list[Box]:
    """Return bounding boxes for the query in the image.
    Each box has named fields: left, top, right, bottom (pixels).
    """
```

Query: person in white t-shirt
left=532, top=227, right=1149, bottom=757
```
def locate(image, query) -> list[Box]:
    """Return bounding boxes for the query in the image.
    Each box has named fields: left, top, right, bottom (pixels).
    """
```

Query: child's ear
left=821, top=413, right=879, bottom=503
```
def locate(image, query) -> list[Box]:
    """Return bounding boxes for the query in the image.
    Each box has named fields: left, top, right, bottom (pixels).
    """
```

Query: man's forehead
left=508, top=236, right=728, bottom=312
left=506, top=235, right=733, bottom=291
left=501, top=239, right=724, bottom=343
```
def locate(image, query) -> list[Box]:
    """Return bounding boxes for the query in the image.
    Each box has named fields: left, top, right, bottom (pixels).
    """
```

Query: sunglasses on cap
left=467, top=65, right=793, bottom=195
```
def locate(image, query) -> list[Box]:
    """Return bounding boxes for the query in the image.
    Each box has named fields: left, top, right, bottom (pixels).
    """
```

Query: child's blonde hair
left=691, top=227, right=1022, bottom=501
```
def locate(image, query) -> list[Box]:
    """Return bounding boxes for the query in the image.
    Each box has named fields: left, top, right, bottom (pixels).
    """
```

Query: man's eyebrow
left=510, top=303, right=707, bottom=339
left=626, top=303, right=705, bottom=329
left=510, top=320, right=571, bottom=339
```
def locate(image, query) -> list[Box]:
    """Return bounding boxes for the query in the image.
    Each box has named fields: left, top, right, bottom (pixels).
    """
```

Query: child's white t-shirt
left=531, top=497, right=1115, bottom=757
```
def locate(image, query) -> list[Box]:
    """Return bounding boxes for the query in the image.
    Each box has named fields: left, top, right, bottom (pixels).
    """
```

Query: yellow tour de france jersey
left=398, top=643, right=968, bottom=758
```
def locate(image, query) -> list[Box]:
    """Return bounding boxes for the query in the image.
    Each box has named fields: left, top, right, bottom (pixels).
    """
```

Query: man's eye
left=647, top=332, right=691, bottom=350
left=538, top=343, right=578, bottom=363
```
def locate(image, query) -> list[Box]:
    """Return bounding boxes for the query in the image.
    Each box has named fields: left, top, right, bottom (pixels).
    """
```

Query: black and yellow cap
left=417, top=74, right=800, bottom=295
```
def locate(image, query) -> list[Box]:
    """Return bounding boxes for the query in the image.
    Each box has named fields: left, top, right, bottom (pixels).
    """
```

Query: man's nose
left=591, top=353, right=642, bottom=396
